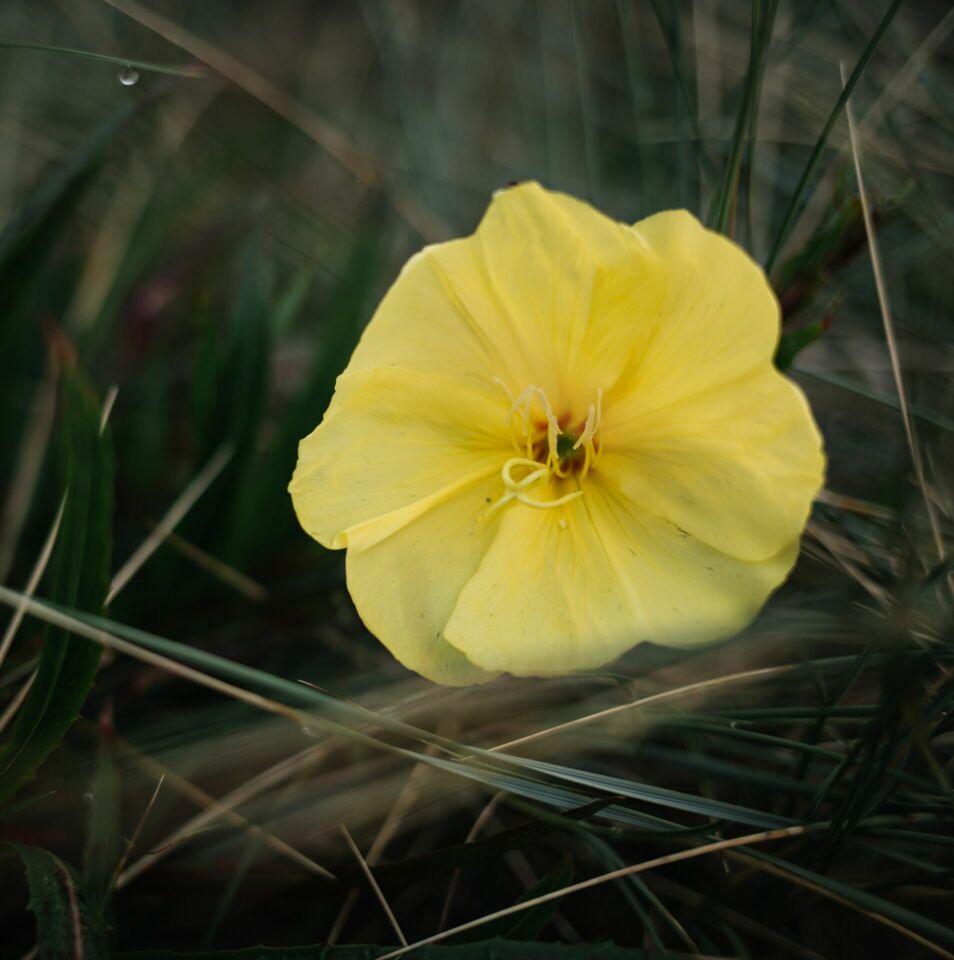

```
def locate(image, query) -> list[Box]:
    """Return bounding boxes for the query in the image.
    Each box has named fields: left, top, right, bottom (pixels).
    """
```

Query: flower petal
left=346, top=475, right=499, bottom=686
left=602, top=365, right=824, bottom=562
left=612, top=209, right=783, bottom=409
left=289, top=367, right=509, bottom=551
left=473, top=182, right=666, bottom=406
left=444, top=482, right=799, bottom=677
left=345, top=182, right=666, bottom=413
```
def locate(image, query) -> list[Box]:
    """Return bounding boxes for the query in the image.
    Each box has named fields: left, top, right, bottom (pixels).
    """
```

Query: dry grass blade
left=329, top=753, right=435, bottom=944
left=340, top=823, right=408, bottom=947
left=117, top=744, right=336, bottom=888
left=729, top=851, right=954, bottom=960
left=841, top=61, right=947, bottom=573
left=859, top=7, right=954, bottom=138
left=0, top=670, right=36, bottom=736
left=0, top=584, right=299, bottom=723
left=0, top=495, right=66, bottom=670
left=438, top=792, right=505, bottom=932
left=805, top=520, right=892, bottom=608
left=489, top=662, right=804, bottom=753
left=106, top=444, right=233, bottom=605
left=160, top=528, right=267, bottom=602
left=109, top=773, right=164, bottom=891
left=98, top=384, right=118, bottom=435
left=377, top=825, right=815, bottom=960
left=99, top=0, right=445, bottom=241
left=0, top=370, right=56, bottom=582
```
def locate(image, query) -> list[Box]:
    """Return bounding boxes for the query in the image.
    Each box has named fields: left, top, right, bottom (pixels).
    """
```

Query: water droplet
left=301, top=725, right=321, bottom=739
left=82, top=792, right=94, bottom=803
left=118, top=65, right=140, bottom=87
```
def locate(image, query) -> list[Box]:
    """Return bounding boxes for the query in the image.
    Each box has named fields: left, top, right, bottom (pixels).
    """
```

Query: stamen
left=504, top=384, right=562, bottom=466
left=479, top=456, right=582, bottom=521
left=481, top=383, right=602, bottom=520
left=572, top=388, right=602, bottom=478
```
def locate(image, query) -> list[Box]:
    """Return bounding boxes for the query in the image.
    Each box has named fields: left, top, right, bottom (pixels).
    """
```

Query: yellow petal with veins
left=290, top=182, right=825, bottom=684
left=346, top=182, right=666, bottom=412
left=616, top=209, right=783, bottom=406
left=444, top=480, right=799, bottom=677
left=289, top=367, right=508, bottom=551
left=346, top=474, right=501, bottom=686
left=602, top=365, right=824, bottom=562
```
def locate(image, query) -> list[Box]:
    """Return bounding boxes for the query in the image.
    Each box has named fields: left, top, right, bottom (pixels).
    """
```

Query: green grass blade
left=0, top=43, right=205, bottom=77
left=0, top=360, right=114, bottom=806
left=741, top=848, right=954, bottom=951
left=765, top=0, right=905, bottom=272
left=708, top=0, right=778, bottom=233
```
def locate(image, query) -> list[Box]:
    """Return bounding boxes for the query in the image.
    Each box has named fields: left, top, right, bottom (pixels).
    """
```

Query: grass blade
left=765, top=0, right=905, bottom=273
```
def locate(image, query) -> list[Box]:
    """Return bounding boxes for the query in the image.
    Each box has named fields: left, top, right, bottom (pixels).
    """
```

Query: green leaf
left=218, top=228, right=382, bottom=564
left=765, top=0, right=905, bottom=273
left=0, top=356, right=114, bottom=806
left=707, top=0, right=778, bottom=233
left=9, top=844, right=108, bottom=960
left=0, top=91, right=155, bottom=318
left=0, top=96, right=150, bottom=471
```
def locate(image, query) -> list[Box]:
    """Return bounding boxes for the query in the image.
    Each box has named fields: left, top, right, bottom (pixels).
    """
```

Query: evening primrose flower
left=289, top=182, right=824, bottom=685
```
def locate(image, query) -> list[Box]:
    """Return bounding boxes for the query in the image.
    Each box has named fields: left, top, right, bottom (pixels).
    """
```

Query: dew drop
left=301, top=724, right=321, bottom=739
left=118, top=65, right=140, bottom=87
left=82, top=792, right=94, bottom=803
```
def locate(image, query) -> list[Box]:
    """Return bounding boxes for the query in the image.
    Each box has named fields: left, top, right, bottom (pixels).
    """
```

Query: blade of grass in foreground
left=0, top=359, right=113, bottom=807
left=765, top=0, right=905, bottom=273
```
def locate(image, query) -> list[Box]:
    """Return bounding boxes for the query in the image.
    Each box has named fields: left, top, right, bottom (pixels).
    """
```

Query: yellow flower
left=289, top=182, right=824, bottom=685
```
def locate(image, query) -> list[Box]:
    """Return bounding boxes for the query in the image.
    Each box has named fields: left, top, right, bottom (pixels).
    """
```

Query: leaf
left=9, top=843, right=108, bottom=960
left=0, top=88, right=158, bottom=318
left=765, top=0, right=905, bottom=273
left=0, top=95, right=152, bottom=471
left=0, top=354, right=114, bottom=806
left=707, top=0, right=778, bottom=234
left=218, top=228, right=383, bottom=564
left=197, top=225, right=273, bottom=564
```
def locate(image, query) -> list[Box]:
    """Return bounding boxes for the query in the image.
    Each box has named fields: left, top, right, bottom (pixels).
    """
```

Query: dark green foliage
left=0, top=361, right=113, bottom=806
left=10, top=844, right=108, bottom=960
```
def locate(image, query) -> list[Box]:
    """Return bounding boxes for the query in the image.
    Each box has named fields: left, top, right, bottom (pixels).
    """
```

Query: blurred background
left=1, top=2, right=952, bottom=958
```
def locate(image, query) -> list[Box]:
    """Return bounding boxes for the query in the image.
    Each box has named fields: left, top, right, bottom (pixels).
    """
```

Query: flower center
left=480, top=381, right=603, bottom=521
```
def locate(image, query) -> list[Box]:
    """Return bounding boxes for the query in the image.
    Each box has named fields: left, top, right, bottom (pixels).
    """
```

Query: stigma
left=480, top=381, right=603, bottom=522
